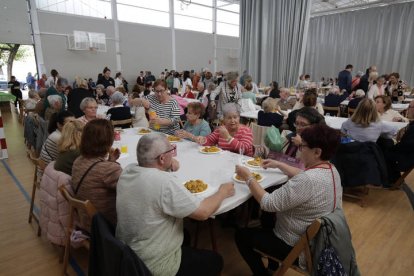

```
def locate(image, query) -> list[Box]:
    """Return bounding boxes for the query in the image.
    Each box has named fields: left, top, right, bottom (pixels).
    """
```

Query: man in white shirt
left=116, top=133, right=235, bottom=276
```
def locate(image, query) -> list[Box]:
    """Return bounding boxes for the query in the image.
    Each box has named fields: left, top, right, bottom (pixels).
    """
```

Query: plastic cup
left=121, top=145, right=128, bottom=154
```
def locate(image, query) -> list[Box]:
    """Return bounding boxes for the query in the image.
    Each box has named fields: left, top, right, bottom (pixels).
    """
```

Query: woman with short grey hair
left=77, top=97, right=99, bottom=125
left=107, top=92, right=132, bottom=128
left=209, top=71, right=243, bottom=119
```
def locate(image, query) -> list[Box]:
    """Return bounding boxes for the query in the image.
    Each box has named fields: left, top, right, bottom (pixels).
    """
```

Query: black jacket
left=67, top=88, right=94, bottom=118
left=89, top=213, right=152, bottom=276
left=331, top=141, right=388, bottom=187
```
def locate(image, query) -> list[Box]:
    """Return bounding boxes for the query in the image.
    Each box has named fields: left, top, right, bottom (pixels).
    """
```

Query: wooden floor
left=1, top=104, right=413, bottom=276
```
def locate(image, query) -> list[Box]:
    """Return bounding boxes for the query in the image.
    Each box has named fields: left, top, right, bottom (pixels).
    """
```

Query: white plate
left=199, top=146, right=223, bottom=154
left=232, top=173, right=264, bottom=183
left=243, top=159, right=262, bottom=168
left=183, top=181, right=208, bottom=195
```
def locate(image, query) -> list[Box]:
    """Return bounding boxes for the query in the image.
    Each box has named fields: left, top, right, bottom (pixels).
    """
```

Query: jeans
left=235, top=227, right=293, bottom=276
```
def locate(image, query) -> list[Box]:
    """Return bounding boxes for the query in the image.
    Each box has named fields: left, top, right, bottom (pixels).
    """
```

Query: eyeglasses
left=156, top=144, right=177, bottom=158
left=293, top=122, right=310, bottom=129
left=155, top=89, right=165, bottom=94
left=298, top=143, right=310, bottom=151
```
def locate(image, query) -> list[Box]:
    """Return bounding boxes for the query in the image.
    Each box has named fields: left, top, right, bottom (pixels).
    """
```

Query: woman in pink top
left=170, top=88, right=188, bottom=116
left=196, top=103, right=254, bottom=156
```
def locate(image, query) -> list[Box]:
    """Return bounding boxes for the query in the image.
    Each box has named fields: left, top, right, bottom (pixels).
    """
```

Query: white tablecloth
left=115, top=128, right=288, bottom=215
left=240, top=110, right=260, bottom=120
left=97, top=105, right=110, bottom=116
left=324, top=116, right=408, bottom=130
left=340, top=100, right=408, bottom=112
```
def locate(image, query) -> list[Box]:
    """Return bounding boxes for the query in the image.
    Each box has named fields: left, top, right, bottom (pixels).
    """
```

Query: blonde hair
left=262, top=97, right=278, bottom=113
left=351, top=98, right=379, bottom=127
left=58, top=120, right=84, bottom=152
left=75, top=77, right=88, bottom=89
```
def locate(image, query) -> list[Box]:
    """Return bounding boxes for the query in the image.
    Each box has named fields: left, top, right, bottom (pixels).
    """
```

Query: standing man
left=8, top=76, right=23, bottom=109
left=116, top=133, right=234, bottom=276
left=337, top=64, right=353, bottom=94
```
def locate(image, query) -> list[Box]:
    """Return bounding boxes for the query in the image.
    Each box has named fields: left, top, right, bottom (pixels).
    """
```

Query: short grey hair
left=47, top=95, right=62, bottom=107
left=137, top=133, right=169, bottom=166
left=28, top=90, right=37, bottom=99
left=80, top=97, right=97, bottom=111
left=222, top=102, right=240, bottom=117
left=226, top=71, right=239, bottom=82
left=106, top=86, right=116, bottom=96
left=355, top=89, right=365, bottom=97
left=111, top=91, right=125, bottom=105
left=96, top=84, right=105, bottom=90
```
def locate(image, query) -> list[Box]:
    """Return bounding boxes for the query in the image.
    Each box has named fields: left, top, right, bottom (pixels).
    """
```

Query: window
left=36, top=0, right=112, bottom=19
left=117, top=4, right=169, bottom=27
left=174, top=0, right=212, bottom=33
left=216, top=1, right=239, bottom=37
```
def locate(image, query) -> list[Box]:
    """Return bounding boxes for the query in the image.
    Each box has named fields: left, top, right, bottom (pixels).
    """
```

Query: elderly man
left=116, top=133, right=234, bottom=276
left=105, top=86, right=116, bottom=106
left=43, top=77, right=67, bottom=115
left=44, top=95, right=63, bottom=120
left=276, top=88, right=297, bottom=111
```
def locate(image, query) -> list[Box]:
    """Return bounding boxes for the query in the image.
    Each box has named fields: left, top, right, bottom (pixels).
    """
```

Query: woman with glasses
left=77, top=97, right=100, bottom=126
left=71, top=119, right=122, bottom=232
left=235, top=124, right=342, bottom=275
left=282, top=107, right=325, bottom=159
left=196, top=103, right=254, bottom=156
left=145, top=79, right=180, bottom=135
left=175, top=102, right=211, bottom=141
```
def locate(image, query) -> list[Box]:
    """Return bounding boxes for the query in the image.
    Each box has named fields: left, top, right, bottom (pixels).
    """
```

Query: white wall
left=35, top=11, right=240, bottom=86
left=0, top=0, right=32, bottom=44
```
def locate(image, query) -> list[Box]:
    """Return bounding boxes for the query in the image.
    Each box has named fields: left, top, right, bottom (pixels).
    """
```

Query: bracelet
left=246, top=176, right=255, bottom=187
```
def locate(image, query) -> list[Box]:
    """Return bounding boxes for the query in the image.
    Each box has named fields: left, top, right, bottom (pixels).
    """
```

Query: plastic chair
left=322, top=106, right=340, bottom=117
left=254, top=219, right=321, bottom=275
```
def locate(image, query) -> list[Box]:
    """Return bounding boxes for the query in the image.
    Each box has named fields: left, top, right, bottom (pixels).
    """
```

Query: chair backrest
left=323, top=106, right=340, bottom=116
left=250, top=123, right=269, bottom=146
left=279, top=219, right=321, bottom=275
left=347, top=107, right=356, bottom=117
left=111, top=118, right=132, bottom=128
left=59, top=185, right=97, bottom=219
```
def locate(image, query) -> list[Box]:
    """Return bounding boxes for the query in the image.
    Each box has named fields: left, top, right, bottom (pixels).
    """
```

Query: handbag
left=264, top=126, right=284, bottom=152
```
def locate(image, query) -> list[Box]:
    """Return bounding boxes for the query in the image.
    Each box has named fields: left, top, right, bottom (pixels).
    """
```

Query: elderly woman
left=209, top=71, right=243, bottom=119
left=258, top=97, right=283, bottom=128
left=54, top=120, right=83, bottom=175
left=145, top=79, right=180, bottom=135
left=348, top=89, right=365, bottom=109
left=235, top=124, right=342, bottom=275
left=292, top=88, right=324, bottom=115
left=129, top=92, right=149, bottom=128
left=276, top=88, right=296, bottom=111
left=107, top=92, right=132, bottom=128
left=25, top=89, right=40, bottom=110
left=367, top=76, right=385, bottom=99
left=71, top=119, right=122, bottom=231
left=196, top=103, right=254, bottom=156
left=95, top=84, right=107, bottom=105
left=67, top=77, right=94, bottom=118
left=341, top=98, right=398, bottom=142
left=175, top=102, right=211, bottom=141
left=39, top=111, right=75, bottom=177
left=44, top=95, right=63, bottom=120
left=77, top=97, right=99, bottom=125
left=375, top=95, right=409, bottom=122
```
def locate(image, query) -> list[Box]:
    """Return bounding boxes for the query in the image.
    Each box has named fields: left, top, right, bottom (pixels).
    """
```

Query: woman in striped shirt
left=145, top=79, right=181, bottom=135
left=196, top=103, right=254, bottom=156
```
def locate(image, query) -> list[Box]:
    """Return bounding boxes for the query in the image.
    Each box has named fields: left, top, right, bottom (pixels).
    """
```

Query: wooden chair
left=347, top=107, right=356, bottom=117
left=111, top=118, right=132, bottom=128
left=322, top=106, right=340, bottom=117
left=251, top=122, right=270, bottom=146
left=59, top=186, right=97, bottom=275
left=392, top=167, right=414, bottom=190
left=254, top=219, right=321, bottom=276
left=27, top=150, right=45, bottom=237
left=18, top=99, right=25, bottom=123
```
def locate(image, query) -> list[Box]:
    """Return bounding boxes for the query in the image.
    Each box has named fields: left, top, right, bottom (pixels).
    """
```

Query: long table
left=115, top=128, right=288, bottom=215
left=340, top=100, right=409, bottom=112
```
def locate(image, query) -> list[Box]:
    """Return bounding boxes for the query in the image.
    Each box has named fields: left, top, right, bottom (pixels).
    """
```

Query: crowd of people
left=16, top=63, right=414, bottom=276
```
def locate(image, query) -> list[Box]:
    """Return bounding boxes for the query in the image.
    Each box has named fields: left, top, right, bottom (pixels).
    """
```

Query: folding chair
left=250, top=122, right=270, bottom=146
left=111, top=118, right=133, bottom=128
left=59, top=186, right=97, bottom=275
left=27, top=149, right=45, bottom=237
left=322, top=106, right=340, bottom=117
left=254, top=219, right=321, bottom=276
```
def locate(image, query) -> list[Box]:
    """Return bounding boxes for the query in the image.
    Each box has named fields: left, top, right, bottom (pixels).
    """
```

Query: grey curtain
left=304, top=1, right=414, bottom=86
left=240, top=0, right=311, bottom=87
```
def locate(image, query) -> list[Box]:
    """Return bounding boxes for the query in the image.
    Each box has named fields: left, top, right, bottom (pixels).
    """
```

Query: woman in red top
left=196, top=103, right=254, bottom=156
left=183, top=84, right=195, bottom=99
